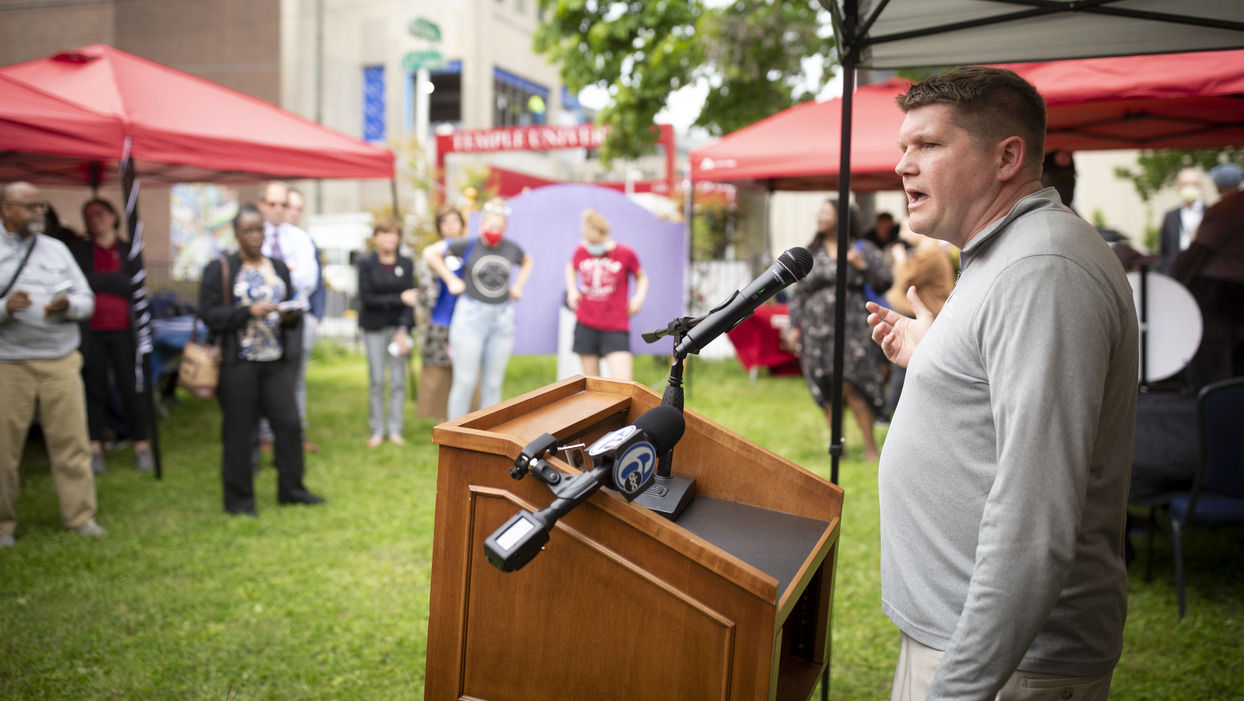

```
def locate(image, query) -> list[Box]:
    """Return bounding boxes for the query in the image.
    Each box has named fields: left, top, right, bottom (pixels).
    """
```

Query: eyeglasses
left=2, top=200, right=48, bottom=214
left=263, top=200, right=289, bottom=208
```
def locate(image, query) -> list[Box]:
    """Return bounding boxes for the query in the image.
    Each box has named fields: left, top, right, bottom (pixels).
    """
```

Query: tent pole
left=88, top=161, right=102, bottom=197
left=391, top=178, right=401, bottom=220
left=829, top=57, right=857, bottom=488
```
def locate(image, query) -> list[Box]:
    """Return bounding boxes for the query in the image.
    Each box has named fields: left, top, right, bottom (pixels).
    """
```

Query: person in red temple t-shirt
left=564, top=209, right=648, bottom=381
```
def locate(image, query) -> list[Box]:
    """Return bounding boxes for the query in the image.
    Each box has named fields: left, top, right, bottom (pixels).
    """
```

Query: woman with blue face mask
left=564, top=209, right=648, bottom=381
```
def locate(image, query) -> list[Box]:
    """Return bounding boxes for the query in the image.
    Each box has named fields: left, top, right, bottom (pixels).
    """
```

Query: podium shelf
left=676, top=495, right=829, bottom=598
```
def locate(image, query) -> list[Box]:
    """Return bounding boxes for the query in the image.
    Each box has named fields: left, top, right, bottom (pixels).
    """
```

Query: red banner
left=436, top=123, right=675, bottom=194
left=438, top=124, right=611, bottom=154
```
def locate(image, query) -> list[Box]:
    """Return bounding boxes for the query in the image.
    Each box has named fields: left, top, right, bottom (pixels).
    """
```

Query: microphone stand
left=634, top=317, right=698, bottom=519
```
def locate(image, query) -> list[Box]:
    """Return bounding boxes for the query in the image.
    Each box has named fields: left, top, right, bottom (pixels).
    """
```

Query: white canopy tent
left=829, top=0, right=1244, bottom=69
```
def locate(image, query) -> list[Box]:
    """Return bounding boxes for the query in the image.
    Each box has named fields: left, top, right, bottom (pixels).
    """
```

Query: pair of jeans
left=447, top=296, right=515, bottom=420
left=362, top=327, right=407, bottom=437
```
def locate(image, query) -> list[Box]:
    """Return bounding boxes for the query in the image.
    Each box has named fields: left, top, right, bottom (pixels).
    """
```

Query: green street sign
left=409, top=17, right=442, bottom=42
left=402, top=49, right=444, bottom=73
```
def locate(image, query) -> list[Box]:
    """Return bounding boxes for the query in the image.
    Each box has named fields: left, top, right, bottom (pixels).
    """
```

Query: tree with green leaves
left=533, top=0, right=837, bottom=163
left=1114, top=148, right=1244, bottom=201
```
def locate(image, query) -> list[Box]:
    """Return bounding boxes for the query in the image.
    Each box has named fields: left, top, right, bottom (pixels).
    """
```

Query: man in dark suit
left=1157, top=168, right=1204, bottom=274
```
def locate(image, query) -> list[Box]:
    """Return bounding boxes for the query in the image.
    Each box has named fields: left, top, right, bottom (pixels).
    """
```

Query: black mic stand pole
left=633, top=320, right=697, bottom=519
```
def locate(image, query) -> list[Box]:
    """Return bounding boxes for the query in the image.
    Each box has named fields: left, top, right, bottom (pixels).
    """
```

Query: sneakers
left=90, top=452, right=106, bottom=475
left=1, top=523, right=105, bottom=545
left=74, top=519, right=107, bottom=537
left=135, top=448, right=154, bottom=472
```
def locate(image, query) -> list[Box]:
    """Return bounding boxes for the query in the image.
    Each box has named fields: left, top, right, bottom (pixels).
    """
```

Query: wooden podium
left=424, top=376, right=843, bottom=700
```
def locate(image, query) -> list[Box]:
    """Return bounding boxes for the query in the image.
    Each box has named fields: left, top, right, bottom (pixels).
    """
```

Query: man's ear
left=997, top=136, right=1027, bottom=181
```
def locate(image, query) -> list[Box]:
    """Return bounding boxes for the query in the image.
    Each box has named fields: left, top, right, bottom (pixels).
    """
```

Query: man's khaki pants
left=0, top=352, right=97, bottom=536
left=892, top=631, right=1114, bottom=701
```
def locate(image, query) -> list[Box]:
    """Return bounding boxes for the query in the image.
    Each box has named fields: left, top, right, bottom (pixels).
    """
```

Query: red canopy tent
left=691, top=79, right=906, bottom=191
left=0, top=44, right=396, bottom=481
left=0, top=73, right=125, bottom=176
left=691, top=49, right=1244, bottom=191
left=0, top=44, right=394, bottom=185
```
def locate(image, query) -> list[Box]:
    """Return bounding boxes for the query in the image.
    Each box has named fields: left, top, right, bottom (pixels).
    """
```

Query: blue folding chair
left=1168, top=377, right=1244, bottom=619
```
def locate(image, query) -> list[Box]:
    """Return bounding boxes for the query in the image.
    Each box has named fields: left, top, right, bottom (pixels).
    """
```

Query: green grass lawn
left=1, top=351, right=1241, bottom=699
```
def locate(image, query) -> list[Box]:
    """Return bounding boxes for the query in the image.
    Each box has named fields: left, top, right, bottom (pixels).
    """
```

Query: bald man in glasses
left=1, top=181, right=106, bottom=547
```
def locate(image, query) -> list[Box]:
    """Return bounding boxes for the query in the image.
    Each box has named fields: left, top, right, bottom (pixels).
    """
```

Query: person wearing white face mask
left=1158, top=167, right=1205, bottom=274
left=564, top=209, right=648, bottom=381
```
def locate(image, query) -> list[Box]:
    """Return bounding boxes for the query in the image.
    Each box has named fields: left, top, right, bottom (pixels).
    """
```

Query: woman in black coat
left=70, top=198, right=151, bottom=474
left=198, top=203, right=323, bottom=516
left=356, top=219, right=417, bottom=448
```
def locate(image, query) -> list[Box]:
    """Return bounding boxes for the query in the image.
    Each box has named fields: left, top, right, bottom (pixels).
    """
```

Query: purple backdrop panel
left=466, top=184, right=687, bottom=355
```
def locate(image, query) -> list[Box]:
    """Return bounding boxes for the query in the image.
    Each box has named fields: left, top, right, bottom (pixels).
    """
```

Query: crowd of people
left=1, top=175, right=666, bottom=537
left=3, top=64, right=1239, bottom=700
left=783, top=199, right=958, bottom=461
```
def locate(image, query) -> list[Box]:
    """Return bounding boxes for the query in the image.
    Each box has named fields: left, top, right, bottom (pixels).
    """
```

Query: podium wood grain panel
left=461, top=491, right=736, bottom=700
left=424, top=377, right=843, bottom=700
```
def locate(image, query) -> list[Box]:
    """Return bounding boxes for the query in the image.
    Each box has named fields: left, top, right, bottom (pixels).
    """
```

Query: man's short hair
left=896, top=66, right=1047, bottom=176
left=262, top=181, right=288, bottom=202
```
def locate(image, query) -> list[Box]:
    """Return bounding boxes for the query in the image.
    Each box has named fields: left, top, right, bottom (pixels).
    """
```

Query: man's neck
left=958, top=178, right=1044, bottom=249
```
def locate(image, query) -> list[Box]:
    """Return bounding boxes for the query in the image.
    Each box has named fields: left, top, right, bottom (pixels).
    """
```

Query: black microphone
left=674, top=247, right=814, bottom=357
left=586, top=405, right=685, bottom=500
left=483, top=406, right=686, bottom=572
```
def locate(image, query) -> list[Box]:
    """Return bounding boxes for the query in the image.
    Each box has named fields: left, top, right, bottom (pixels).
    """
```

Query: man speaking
left=866, top=68, right=1138, bottom=700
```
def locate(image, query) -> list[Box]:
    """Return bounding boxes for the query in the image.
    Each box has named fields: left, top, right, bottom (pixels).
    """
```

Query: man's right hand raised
left=866, top=286, right=934, bottom=369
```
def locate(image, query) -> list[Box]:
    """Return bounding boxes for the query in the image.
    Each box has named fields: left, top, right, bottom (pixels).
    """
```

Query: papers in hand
left=277, top=299, right=309, bottom=312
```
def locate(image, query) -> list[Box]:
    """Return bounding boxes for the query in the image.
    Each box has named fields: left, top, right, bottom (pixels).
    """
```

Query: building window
left=407, top=60, right=463, bottom=135
left=431, top=61, right=463, bottom=127
left=363, top=65, right=385, bottom=142
left=493, top=67, right=549, bottom=128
